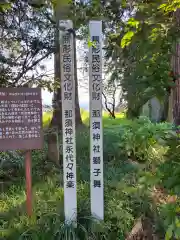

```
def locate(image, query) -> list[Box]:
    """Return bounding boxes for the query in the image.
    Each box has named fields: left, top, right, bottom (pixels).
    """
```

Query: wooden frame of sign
left=0, top=88, right=43, bottom=151
left=0, top=87, right=43, bottom=217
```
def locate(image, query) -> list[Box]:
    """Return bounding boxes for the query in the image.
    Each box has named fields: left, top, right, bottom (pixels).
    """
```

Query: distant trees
left=0, top=0, right=82, bottom=129
left=102, top=80, right=125, bottom=119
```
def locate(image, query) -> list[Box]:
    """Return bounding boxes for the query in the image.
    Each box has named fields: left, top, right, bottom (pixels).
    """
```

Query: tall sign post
left=89, top=21, right=104, bottom=220
left=60, top=20, right=77, bottom=224
left=0, top=88, right=43, bottom=217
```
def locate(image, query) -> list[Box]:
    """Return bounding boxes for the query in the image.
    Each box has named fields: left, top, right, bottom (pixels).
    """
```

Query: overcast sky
left=42, top=39, right=89, bottom=109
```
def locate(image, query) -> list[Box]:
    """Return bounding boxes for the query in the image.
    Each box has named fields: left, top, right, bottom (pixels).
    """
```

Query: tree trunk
left=50, top=5, right=82, bottom=129
left=172, top=9, right=180, bottom=125
left=127, top=105, right=141, bottom=119
left=50, top=14, right=62, bottom=129
left=47, top=11, right=60, bottom=165
left=127, top=96, right=143, bottom=119
left=73, top=34, right=83, bottom=126
left=167, top=89, right=173, bottom=122
left=160, top=93, right=169, bottom=122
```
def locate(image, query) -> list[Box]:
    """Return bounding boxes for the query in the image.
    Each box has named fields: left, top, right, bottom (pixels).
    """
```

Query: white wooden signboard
left=60, top=20, right=77, bottom=223
left=89, top=20, right=104, bottom=220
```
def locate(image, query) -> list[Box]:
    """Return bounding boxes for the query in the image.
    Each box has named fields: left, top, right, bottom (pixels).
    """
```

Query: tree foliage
left=1, top=0, right=180, bottom=118
left=0, top=0, right=55, bottom=89
left=73, top=0, right=180, bottom=119
left=104, top=0, right=180, bottom=118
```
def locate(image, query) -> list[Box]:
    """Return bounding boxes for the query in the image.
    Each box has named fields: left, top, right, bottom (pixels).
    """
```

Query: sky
left=42, top=39, right=89, bottom=110
left=41, top=30, right=121, bottom=111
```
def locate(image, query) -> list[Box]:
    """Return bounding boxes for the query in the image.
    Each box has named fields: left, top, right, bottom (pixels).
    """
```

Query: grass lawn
left=43, top=109, right=126, bottom=127
left=1, top=111, right=179, bottom=239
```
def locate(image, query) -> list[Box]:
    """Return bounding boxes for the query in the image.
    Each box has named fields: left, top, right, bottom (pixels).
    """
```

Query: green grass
left=1, top=111, right=179, bottom=239
left=43, top=109, right=126, bottom=127
left=1, top=110, right=131, bottom=239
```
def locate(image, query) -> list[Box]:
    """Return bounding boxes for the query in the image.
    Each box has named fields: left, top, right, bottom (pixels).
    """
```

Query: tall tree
left=50, top=1, right=82, bottom=129
left=172, top=8, right=180, bottom=125
left=102, top=0, right=179, bottom=120
left=0, top=0, right=54, bottom=88
left=0, top=0, right=82, bottom=129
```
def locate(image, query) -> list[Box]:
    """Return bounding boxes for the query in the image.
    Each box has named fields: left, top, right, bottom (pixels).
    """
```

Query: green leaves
left=158, top=1, right=180, bottom=14
left=51, top=0, right=72, bottom=9
left=121, top=31, right=135, bottom=48
left=0, top=0, right=55, bottom=87
left=127, top=18, right=139, bottom=29
left=0, top=2, right=12, bottom=11
left=165, top=218, right=180, bottom=240
left=121, top=18, right=140, bottom=48
left=165, top=224, right=174, bottom=240
left=87, top=37, right=96, bottom=48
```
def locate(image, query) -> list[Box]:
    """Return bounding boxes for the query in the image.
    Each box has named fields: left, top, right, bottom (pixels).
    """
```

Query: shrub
left=2, top=117, right=180, bottom=239
left=0, top=151, right=24, bottom=183
left=111, top=117, right=175, bottom=162
left=158, top=202, right=180, bottom=240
